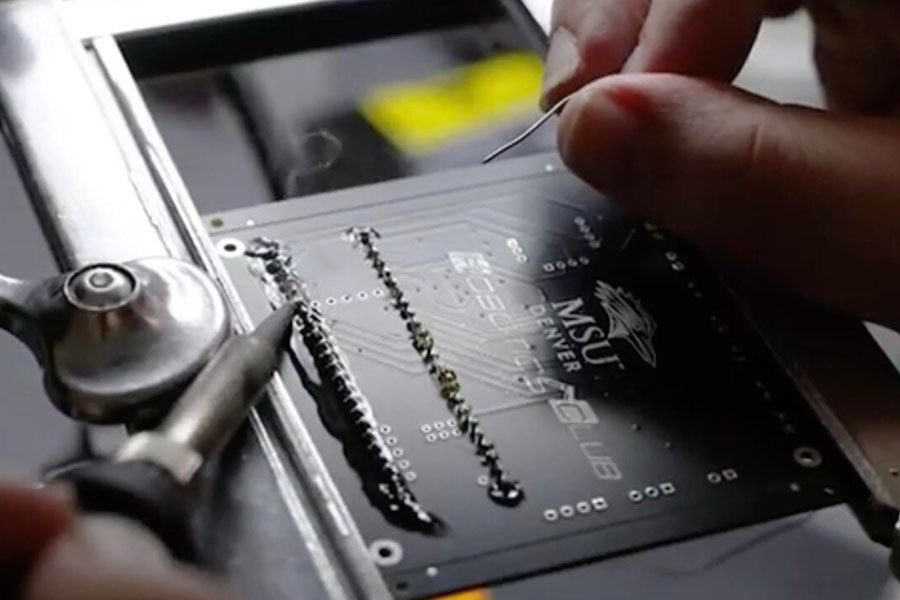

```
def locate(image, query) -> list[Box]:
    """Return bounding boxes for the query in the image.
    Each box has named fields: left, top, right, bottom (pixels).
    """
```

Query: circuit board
left=209, top=154, right=855, bottom=598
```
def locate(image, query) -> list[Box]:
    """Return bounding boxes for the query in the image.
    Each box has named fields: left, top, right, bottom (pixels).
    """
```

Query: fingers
left=0, top=482, right=74, bottom=576
left=542, top=0, right=774, bottom=110
left=557, top=74, right=900, bottom=328
left=24, top=527, right=234, bottom=600
left=0, top=481, right=231, bottom=600
left=808, top=0, right=900, bottom=115
left=620, top=0, right=765, bottom=77
left=543, top=0, right=650, bottom=109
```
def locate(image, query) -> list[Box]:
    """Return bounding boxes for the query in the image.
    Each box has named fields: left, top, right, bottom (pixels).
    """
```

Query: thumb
left=558, top=74, right=900, bottom=328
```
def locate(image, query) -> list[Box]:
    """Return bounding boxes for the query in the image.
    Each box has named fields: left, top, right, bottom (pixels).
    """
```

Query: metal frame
left=87, top=35, right=386, bottom=599
left=0, top=1, right=393, bottom=597
left=60, top=0, right=330, bottom=39
left=0, top=0, right=188, bottom=267
left=3, top=0, right=900, bottom=596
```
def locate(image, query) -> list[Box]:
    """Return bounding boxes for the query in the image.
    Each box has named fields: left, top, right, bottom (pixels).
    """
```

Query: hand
left=0, top=481, right=232, bottom=600
left=545, top=0, right=900, bottom=330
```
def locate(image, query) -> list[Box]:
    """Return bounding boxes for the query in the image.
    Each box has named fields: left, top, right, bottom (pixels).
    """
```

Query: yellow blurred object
left=432, top=589, right=492, bottom=600
left=359, top=52, right=542, bottom=155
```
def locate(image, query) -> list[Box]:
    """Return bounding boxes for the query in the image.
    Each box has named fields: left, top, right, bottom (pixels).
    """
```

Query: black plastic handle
left=54, top=460, right=197, bottom=563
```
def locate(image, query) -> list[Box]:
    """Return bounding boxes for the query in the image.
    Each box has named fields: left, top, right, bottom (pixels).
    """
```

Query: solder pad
left=209, top=154, right=856, bottom=598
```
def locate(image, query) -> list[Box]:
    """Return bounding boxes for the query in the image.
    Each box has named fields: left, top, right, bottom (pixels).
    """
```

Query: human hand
left=545, top=0, right=900, bottom=329
left=1, top=481, right=232, bottom=600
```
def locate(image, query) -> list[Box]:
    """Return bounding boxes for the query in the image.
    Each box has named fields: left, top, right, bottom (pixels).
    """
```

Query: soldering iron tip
left=253, top=302, right=295, bottom=349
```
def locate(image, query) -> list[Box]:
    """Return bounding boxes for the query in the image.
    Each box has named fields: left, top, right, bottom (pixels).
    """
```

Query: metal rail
left=0, top=0, right=189, bottom=267
left=90, top=35, right=390, bottom=599
left=61, top=0, right=331, bottom=40
left=0, top=0, right=389, bottom=597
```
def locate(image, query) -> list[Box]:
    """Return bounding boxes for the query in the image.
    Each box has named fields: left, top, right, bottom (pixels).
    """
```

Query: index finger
left=543, top=0, right=649, bottom=108
left=543, top=0, right=788, bottom=109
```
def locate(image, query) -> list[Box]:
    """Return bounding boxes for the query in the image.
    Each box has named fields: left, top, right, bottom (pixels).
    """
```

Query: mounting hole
left=216, top=238, right=245, bottom=258
left=370, top=539, right=404, bottom=567
left=209, top=217, right=224, bottom=228
left=395, top=581, right=409, bottom=592
left=891, top=468, right=899, bottom=478
left=793, top=447, right=823, bottom=468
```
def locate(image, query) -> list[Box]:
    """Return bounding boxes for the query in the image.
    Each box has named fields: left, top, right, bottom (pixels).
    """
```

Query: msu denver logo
left=593, top=281, right=658, bottom=368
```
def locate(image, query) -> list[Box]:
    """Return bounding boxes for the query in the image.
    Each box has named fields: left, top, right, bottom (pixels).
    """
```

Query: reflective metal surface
left=0, top=258, right=229, bottom=424
left=0, top=0, right=188, bottom=267
left=115, top=302, right=292, bottom=486
left=133, top=304, right=292, bottom=472
left=92, top=35, right=391, bottom=600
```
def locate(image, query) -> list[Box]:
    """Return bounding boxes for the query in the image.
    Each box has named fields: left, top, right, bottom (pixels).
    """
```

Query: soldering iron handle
left=55, top=460, right=197, bottom=563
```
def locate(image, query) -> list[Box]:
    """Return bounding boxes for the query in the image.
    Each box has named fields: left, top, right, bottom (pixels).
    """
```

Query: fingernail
left=541, top=28, right=580, bottom=110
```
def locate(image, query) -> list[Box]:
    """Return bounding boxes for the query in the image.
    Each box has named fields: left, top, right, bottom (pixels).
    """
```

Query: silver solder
left=482, top=93, right=575, bottom=164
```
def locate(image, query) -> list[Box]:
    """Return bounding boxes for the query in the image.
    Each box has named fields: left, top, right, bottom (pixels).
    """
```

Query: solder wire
left=482, top=93, right=574, bottom=164
left=346, top=227, right=524, bottom=507
left=246, top=238, right=441, bottom=533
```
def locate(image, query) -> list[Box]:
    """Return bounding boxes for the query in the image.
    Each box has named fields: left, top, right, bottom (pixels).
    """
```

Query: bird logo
left=594, top=281, right=658, bottom=368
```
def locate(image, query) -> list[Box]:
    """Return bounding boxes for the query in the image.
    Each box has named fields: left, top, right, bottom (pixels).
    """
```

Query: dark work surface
left=139, top=19, right=553, bottom=214
left=211, top=153, right=866, bottom=598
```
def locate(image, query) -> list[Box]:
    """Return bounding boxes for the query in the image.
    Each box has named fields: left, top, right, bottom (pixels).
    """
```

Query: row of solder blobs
left=246, top=237, right=442, bottom=534
left=345, top=226, right=524, bottom=507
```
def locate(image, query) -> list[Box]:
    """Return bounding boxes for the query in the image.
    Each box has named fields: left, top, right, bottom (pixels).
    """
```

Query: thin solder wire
left=481, top=93, right=575, bottom=164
